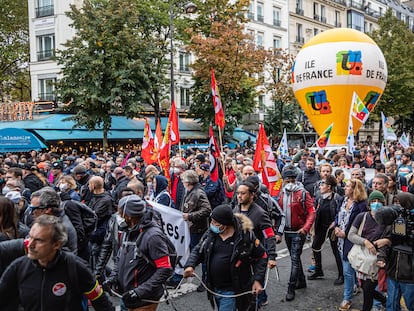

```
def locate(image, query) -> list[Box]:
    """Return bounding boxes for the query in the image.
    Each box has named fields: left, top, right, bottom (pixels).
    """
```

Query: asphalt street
left=109, top=238, right=368, bottom=311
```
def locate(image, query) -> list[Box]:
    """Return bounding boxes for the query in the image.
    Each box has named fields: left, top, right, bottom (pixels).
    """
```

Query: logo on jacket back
left=52, top=282, right=67, bottom=296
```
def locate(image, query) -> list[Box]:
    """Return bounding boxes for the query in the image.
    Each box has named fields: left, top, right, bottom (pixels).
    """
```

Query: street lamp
left=169, top=2, right=197, bottom=104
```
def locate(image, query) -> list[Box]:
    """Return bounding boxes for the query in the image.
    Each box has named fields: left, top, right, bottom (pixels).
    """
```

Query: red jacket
left=278, top=188, right=315, bottom=233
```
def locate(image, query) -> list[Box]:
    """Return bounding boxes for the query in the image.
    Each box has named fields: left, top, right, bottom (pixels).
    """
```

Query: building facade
left=28, top=0, right=414, bottom=119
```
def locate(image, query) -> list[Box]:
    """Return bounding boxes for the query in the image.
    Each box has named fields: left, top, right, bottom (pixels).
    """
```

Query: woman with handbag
left=348, top=190, right=391, bottom=311
left=334, top=179, right=368, bottom=311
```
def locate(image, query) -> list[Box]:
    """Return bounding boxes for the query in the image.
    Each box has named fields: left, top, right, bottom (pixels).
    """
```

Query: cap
left=211, top=204, right=234, bottom=226
left=282, top=167, right=298, bottom=179
left=119, top=194, right=146, bottom=217
left=368, top=190, right=385, bottom=203
left=5, top=191, right=22, bottom=204
left=72, top=165, right=87, bottom=175
left=195, top=154, right=206, bottom=163
left=136, top=157, right=144, bottom=163
left=21, top=162, right=35, bottom=170
left=52, top=162, right=63, bottom=170
left=199, top=163, right=210, bottom=172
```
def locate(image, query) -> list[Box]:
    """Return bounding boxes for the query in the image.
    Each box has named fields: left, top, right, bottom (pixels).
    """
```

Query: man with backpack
left=104, top=194, right=173, bottom=311
left=278, top=167, right=315, bottom=302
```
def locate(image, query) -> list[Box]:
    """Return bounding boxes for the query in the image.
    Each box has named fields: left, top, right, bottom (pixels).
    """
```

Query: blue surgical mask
left=370, top=202, right=383, bottom=212
left=210, top=224, right=223, bottom=234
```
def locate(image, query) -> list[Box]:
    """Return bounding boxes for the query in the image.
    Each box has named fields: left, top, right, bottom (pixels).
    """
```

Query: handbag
left=347, top=213, right=379, bottom=278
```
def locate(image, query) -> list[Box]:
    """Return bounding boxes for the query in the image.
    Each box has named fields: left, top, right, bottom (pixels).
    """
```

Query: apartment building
left=28, top=0, right=414, bottom=113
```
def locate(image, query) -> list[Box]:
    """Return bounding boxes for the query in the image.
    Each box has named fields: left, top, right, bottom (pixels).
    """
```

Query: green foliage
left=184, top=0, right=266, bottom=131
left=370, top=10, right=414, bottom=126
left=263, top=48, right=300, bottom=136
left=0, top=0, right=30, bottom=101
left=56, top=0, right=180, bottom=146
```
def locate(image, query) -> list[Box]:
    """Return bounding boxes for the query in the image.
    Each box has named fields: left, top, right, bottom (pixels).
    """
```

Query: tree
left=369, top=9, right=414, bottom=131
left=184, top=0, right=267, bottom=131
left=56, top=0, right=183, bottom=150
left=0, top=0, right=30, bottom=101
left=263, top=48, right=300, bottom=138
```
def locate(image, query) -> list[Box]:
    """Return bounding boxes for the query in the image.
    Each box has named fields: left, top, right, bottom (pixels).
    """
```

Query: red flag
left=253, top=124, right=283, bottom=197
left=208, top=125, right=220, bottom=182
left=151, top=118, right=162, bottom=162
left=158, top=120, right=171, bottom=186
left=141, top=118, right=154, bottom=164
left=169, top=101, right=180, bottom=145
left=211, top=69, right=225, bottom=129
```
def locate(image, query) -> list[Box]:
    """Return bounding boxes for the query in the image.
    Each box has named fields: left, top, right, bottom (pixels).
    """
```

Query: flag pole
left=216, top=126, right=225, bottom=174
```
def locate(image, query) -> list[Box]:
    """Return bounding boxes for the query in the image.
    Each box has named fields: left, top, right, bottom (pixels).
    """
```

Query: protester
left=184, top=204, right=267, bottom=310
left=347, top=190, right=390, bottom=311
left=334, top=179, right=368, bottom=311
left=0, top=215, right=114, bottom=311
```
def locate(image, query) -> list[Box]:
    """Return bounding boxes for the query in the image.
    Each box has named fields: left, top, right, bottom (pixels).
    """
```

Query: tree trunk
left=103, top=130, right=108, bottom=153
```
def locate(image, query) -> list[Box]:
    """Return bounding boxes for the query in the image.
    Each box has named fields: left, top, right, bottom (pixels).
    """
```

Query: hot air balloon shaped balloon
left=292, top=28, right=387, bottom=145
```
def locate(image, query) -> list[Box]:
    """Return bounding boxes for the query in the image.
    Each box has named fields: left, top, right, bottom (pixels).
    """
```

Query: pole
left=218, top=127, right=225, bottom=173
left=169, top=2, right=175, bottom=104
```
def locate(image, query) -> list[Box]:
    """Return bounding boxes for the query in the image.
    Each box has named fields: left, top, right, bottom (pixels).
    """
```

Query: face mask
left=59, top=183, right=68, bottom=192
left=173, top=168, right=180, bottom=174
left=285, top=183, right=295, bottom=192
left=370, top=202, right=383, bottom=212
left=210, top=224, right=224, bottom=234
left=2, top=186, right=10, bottom=195
left=116, top=213, right=128, bottom=229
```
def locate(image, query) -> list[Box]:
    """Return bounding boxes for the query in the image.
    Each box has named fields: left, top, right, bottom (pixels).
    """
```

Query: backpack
left=63, top=200, right=98, bottom=237
left=210, top=179, right=225, bottom=208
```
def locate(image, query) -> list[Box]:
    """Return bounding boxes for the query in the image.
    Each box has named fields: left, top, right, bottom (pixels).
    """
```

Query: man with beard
left=296, top=157, right=320, bottom=197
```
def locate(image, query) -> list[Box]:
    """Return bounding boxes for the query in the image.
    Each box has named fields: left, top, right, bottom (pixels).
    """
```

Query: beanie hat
left=368, top=190, right=385, bottom=203
left=119, top=194, right=146, bottom=217
left=211, top=204, right=234, bottom=226
left=282, top=167, right=298, bottom=179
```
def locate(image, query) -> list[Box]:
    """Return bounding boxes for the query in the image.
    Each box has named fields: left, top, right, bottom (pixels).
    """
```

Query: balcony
left=296, top=8, right=304, bottom=15
left=35, top=5, right=54, bottom=18
left=257, top=14, right=264, bottom=22
left=38, top=93, right=55, bottom=101
left=273, top=19, right=281, bottom=26
left=321, top=16, right=327, bottom=23
left=37, top=50, right=54, bottom=61
left=314, top=14, right=320, bottom=21
left=348, top=0, right=364, bottom=10
left=296, top=36, right=305, bottom=44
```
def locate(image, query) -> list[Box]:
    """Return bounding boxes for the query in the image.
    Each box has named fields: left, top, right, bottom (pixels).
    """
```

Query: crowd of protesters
left=0, top=141, right=413, bottom=311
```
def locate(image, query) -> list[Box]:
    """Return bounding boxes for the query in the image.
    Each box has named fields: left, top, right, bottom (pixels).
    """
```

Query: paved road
left=110, top=239, right=368, bottom=311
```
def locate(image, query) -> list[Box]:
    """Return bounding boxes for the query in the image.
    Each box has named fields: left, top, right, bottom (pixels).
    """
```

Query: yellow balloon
left=292, top=28, right=387, bottom=145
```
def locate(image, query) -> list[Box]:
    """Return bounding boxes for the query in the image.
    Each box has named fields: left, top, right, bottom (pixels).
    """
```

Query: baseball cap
left=52, top=162, right=63, bottom=170
left=199, top=163, right=210, bottom=172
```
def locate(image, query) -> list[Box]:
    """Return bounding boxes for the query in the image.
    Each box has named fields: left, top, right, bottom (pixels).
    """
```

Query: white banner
left=148, top=201, right=190, bottom=275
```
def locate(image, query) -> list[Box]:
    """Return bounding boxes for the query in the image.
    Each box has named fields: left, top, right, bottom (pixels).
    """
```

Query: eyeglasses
left=29, top=205, right=46, bottom=212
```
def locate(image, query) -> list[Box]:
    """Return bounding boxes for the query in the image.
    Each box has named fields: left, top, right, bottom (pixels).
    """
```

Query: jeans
left=387, top=278, right=414, bottom=311
left=214, top=289, right=236, bottom=311
left=285, top=232, right=306, bottom=288
left=341, top=257, right=356, bottom=302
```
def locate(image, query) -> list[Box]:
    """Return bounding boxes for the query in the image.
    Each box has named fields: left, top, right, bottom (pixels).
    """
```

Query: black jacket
left=0, top=251, right=114, bottom=311
left=111, top=213, right=172, bottom=308
left=185, top=214, right=268, bottom=311
left=0, top=238, right=25, bottom=277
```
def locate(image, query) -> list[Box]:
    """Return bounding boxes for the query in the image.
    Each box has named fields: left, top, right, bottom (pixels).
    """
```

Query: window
left=180, top=88, right=191, bottom=108
left=36, top=0, right=54, bottom=18
left=296, top=0, right=304, bottom=15
left=258, top=95, right=265, bottom=110
left=320, top=5, right=326, bottom=23
left=273, top=7, right=281, bottom=26
left=314, top=28, right=319, bottom=36
left=335, top=11, right=341, bottom=27
left=257, top=3, right=264, bottom=22
left=347, top=10, right=364, bottom=31
left=296, top=24, right=303, bottom=43
left=379, top=7, right=383, bottom=16
left=257, top=32, right=264, bottom=48
left=37, top=34, right=55, bottom=61
left=313, top=3, right=319, bottom=20
left=38, top=78, right=56, bottom=101
left=248, top=3, right=254, bottom=19
left=179, top=52, right=190, bottom=72
left=273, top=36, right=281, bottom=49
